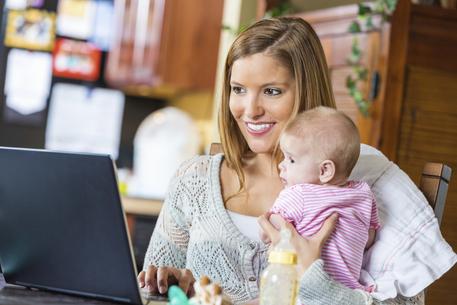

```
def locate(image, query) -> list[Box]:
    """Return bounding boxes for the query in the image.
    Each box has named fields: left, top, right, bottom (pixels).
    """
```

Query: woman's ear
left=319, top=160, right=336, bottom=184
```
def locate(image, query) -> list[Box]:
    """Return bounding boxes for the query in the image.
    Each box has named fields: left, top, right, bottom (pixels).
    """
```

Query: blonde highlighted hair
left=218, top=17, right=336, bottom=193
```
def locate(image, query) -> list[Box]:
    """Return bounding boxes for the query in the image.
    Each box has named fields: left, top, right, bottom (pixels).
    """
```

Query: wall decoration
left=57, top=0, right=95, bottom=39
left=4, top=9, right=56, bottom=51
left=52, top=38, right=101, bottom=81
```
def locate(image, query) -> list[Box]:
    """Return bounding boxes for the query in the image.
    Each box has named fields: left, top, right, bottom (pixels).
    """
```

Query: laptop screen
left=0, top=147, right=144, bottom=304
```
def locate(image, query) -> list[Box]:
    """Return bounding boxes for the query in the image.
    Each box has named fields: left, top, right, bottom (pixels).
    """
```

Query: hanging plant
left=346, top=0, right=398, bottom=116
left=222, top=0, right=293, bottom=35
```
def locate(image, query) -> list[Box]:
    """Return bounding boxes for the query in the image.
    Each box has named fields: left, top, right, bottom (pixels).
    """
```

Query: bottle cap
left=267, top=228, right=297, bottom=265
left=268, top=250, right=297, bottom=265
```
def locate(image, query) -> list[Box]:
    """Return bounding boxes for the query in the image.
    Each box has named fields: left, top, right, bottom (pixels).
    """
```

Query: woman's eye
left=264, top=88, right=281, bottom=96
left=231, top=86, right=245, bottom=94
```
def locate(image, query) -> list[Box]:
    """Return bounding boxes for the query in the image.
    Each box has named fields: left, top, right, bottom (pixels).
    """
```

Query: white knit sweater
left=143, top=154, right=424, bottom=305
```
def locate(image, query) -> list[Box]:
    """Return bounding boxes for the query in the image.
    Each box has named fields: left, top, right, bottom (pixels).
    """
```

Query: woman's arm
left=142, top=168, right=191, bottom=270
left=139, top=157, right=201, bottom=294
left=298, top=260, right=424, bottom=305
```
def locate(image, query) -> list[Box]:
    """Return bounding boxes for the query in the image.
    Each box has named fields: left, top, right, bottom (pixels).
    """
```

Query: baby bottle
left=259, top=228, right=298, bottom=305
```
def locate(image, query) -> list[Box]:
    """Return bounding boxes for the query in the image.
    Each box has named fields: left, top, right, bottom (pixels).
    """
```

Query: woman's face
left=229, top=52, right=295, bottom=154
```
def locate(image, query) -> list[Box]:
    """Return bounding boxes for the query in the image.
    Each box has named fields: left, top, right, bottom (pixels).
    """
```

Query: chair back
left=419, top=163, right=452, bottom=225
left=209, top=143, right=222, bottom=155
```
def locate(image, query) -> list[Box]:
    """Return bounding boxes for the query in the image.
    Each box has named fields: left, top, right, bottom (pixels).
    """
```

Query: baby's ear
left=319, top=160, right=336, bottom=184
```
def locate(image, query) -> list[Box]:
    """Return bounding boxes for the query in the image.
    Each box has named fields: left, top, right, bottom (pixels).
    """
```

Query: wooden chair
left=209, top=143, right=451, bottom=224
left=419, top=163, right=452, bottom=225
left=209, top=142, right=222, bottom=155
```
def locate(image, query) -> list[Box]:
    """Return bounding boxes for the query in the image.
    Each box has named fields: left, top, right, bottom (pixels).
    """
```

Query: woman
left=138, top=18, right=426, bottom=305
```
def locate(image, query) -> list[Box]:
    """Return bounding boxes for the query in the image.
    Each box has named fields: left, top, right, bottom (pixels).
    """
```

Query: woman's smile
left=245, top=122, right=275, bottom=135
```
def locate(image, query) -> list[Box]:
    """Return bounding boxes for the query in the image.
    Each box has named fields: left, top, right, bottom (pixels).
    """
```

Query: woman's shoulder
left=174, top=153, right=224, bottom=179
left=350, top=144, right=393, bottom=185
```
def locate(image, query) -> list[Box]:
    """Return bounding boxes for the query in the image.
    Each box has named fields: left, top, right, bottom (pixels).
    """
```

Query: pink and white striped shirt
left=270, top=181, right=380, bottom=291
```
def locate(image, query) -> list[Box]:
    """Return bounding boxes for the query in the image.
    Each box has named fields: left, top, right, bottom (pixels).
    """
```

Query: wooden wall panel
left=378, top=0, right=411, bottom=159
left=299, top=5, right=387, bottom=146
left=397, top=66, right=457, bottom=305
left=408, top=5, right=457, bottom=74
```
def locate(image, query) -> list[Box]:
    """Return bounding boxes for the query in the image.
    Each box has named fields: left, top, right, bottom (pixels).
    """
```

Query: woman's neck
left=223, top=152, right=283, bottom=216
left=243, top=153, right=279, bottom=178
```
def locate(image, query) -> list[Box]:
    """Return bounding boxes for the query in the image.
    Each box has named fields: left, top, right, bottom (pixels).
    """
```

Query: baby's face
left=278, top=134, right=321, bottom=187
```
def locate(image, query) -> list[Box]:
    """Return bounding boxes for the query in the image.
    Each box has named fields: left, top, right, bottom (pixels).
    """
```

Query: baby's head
left=278, top=106, right=360, bottom=187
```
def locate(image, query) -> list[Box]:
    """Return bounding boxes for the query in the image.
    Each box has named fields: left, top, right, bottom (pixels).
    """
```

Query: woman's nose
left=245, top=95, right=264, bottom=119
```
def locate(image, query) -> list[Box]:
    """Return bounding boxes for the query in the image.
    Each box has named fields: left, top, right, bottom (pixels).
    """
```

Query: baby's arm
left=366, top=194, right=381, bottom=250
left=260, top=214, right=287, bottom=243
left=365, top=228, right=376, bottom=250
left=260, top=187, right=303, bottom=244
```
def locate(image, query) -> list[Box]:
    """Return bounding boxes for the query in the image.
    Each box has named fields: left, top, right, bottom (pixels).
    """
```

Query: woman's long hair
left=218, top=17, right=336, bottom=196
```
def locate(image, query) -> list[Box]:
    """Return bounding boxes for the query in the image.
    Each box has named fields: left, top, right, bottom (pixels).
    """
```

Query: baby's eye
left=231, top=86, right=246, bottom=94
left=288, top=157, right=295, bottom=164
left=264, top=88, right=281, bottom=96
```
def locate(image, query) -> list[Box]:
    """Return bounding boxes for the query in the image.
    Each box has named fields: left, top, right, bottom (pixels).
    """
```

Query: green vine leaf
left=346, top=0, right=398, bottom=117
left=358, top=4, right=372, bottom=16
left=365, top=15, right=374, bottom=30
left=348, top=21, right=362, bottom=33
left=346, top=75, right=356, bottom=90
left=264, top=2, right=293, bottom=18
left=222, top=1, right=294, bottom=35
left=355, top=66, right=368, bottom=80
left=347, top=37, right=362, bottom=65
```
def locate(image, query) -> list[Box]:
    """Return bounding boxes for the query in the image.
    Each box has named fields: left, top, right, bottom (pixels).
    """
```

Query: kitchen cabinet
left=105, top=0, right=224, bottom=94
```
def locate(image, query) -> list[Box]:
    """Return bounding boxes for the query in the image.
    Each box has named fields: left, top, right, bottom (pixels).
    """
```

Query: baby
left=265, top=106, right=380, bottom=291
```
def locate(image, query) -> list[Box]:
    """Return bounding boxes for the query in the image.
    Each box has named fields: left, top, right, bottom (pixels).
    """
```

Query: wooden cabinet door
left=106, top=0, right=224, bottom=92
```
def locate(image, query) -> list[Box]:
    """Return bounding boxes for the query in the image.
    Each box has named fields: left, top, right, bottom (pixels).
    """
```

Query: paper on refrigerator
left=4, top=49, right=52, bottom=115
left=45, top=83, right=124, bottom=159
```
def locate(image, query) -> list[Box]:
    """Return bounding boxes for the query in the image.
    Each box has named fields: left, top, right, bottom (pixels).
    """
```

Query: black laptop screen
left=0, top=147, right=142, bottom=304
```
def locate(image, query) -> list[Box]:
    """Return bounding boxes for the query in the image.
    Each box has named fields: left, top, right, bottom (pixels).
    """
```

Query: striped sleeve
left=369, top=195, right=381, bottom=230
left=270, top=187, right=305, bottom=225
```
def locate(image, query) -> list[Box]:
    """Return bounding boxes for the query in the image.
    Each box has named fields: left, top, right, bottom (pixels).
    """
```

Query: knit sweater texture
left=143, top=154, right=424, bottom=305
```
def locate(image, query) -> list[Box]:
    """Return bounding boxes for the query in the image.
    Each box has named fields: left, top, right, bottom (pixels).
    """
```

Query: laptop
left=0, top=147, right=167, bottom=304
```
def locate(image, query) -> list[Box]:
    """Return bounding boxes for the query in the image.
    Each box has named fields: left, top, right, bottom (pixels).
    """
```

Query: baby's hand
left=259, top=229, right=271, bottom=244
left=258, top=213, right=286, bottom=244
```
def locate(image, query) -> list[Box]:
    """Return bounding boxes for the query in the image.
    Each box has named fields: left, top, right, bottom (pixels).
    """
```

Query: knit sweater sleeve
left=142, top=157, right=201, bottom=271
left=298, top=260, right=425, bottom=305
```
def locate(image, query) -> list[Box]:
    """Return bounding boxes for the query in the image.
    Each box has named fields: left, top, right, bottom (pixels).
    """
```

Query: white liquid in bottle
left=259, top=228, right=298, bottom=305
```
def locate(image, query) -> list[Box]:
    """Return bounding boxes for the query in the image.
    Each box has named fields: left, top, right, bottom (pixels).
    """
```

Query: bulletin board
left=0, top=0, right=166, bottom=168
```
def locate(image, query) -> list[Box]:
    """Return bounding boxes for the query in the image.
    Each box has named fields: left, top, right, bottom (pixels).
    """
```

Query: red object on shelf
left=52, top=38, right=102, bottom=81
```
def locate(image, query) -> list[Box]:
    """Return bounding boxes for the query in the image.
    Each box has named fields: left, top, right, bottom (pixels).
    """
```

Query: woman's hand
left=258, top=212, right=338, bottom=275
left=137, top=265, right=195, bottom=296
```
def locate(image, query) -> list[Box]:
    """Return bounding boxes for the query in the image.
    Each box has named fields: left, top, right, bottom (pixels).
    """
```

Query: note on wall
left=57, top=0, right=95, bottom=39
left=90, top=0, right=114, bottom=51
left=4, top=9, right=56, bottom=51
left=45, top=84, right=124, bottom=159
left=4, top=49, right=52, bottom=115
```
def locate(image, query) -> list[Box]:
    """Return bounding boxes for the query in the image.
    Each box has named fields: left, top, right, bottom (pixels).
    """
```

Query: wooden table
left=0, top=284, right=168, bottom=305
left=121, top=196, right=163, bottom=217
left=0, top=285, right=122, bottom=305
left=121, top=196, right=163, bottom=237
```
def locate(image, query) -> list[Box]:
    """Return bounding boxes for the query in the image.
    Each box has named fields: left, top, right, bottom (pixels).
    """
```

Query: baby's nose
left=278, top=160, right=285, bottom=170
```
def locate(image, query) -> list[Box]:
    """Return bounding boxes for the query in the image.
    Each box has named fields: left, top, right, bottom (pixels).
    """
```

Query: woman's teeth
left=247, top=123, right=273, bottom=132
